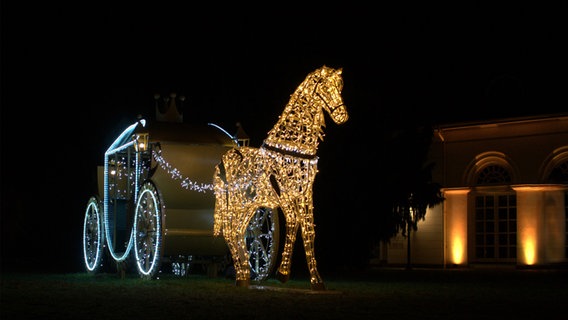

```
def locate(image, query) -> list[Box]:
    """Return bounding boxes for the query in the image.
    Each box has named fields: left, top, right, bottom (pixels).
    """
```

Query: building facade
left=384, top=113, right=568, bottom=268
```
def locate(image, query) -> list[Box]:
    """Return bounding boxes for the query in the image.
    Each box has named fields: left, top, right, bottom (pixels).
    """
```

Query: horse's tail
left=212, top=161, right=227, bottom=237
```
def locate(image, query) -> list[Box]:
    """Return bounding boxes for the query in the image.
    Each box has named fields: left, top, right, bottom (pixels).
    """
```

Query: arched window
left=464, top=151, right=518, bottom=187
left=468, top=153, right=517, bottom=263
left=476, top=165, right=512, bottom=185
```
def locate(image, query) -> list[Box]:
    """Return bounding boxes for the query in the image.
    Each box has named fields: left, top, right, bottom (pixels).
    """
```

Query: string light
left=152, top=149, right=214, bottom=193
left=213, top=66, right=348, bottom=290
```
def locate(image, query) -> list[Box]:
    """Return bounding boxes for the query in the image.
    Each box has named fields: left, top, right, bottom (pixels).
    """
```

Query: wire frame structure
left=213, top=66, right=348, bottom=290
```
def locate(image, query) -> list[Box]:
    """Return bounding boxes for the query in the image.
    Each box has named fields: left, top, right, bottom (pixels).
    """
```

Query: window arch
left=540, top=146, right=568, bottom=184
left=464, top=151, right=518, bottom=186
left=477, top=165, right=512, bottom=185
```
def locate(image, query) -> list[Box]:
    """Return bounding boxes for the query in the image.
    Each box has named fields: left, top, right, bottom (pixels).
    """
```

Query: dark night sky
left=1, top=2, right=567, bottom=273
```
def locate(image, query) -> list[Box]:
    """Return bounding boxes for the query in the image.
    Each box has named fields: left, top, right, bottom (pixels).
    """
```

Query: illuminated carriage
left=83, top=66, right=346, bottom=289
left=82, top=102, right=279, bottom=280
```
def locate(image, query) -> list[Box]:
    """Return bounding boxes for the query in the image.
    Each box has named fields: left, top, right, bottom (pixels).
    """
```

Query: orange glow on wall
left=522, top=233, right=536, bottom=265
left=513, top=186, right=542, bottom=266
left=444, top=189, right=468, bottom=266
left=451, top=237, right=464, bottom=264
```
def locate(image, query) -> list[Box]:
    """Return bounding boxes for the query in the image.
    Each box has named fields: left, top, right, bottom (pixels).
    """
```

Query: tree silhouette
left=377, top=123, right=445, bottom=269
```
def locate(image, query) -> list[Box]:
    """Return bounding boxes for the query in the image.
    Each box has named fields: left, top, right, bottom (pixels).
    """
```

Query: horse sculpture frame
left=213, top=66, right=348, bottom=290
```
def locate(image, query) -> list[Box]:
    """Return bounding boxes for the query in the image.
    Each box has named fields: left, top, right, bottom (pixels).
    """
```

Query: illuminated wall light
left=451, top=237, right=464, bottom=265
left=513, top=186, right=543, bottom=266
left=523, top=235, right=536, bottom=265
left=444, top=189, right=468, bottom=266
left=213, top=66, right=348, bottom=290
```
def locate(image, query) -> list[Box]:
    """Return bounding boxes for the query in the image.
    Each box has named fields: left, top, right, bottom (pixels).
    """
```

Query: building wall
left=385, top=114, right=568, bottom=267
left=386, top=205, right=444, bottom=266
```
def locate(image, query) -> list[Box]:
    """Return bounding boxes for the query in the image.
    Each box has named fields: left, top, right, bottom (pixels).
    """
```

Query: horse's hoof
left=310, top=282, right=326, bottom=291
left=276, top=271, right=290, bottom=283
left=235, top=279, right=250, bottom=287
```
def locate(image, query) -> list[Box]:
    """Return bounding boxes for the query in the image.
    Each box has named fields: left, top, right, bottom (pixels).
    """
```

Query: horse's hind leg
left=225, top=236, right=246, bottom=285
left=300, top=206, right=325, bottom=290
left=223, top=212, right=251, bottom=287
left=231, top=208, right=256, bottom=287
left=276, top=208, right=298, bottom=283
left=234, top=227, right=251, bottom=287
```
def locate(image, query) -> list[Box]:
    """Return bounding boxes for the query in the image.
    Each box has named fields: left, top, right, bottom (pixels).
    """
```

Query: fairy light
left=133, top=181, right=163, bottom=277
left=103, top=121, right=141, bottom=262
left=152, top=149, right=214, bottom=192
left=83, top=197, right=103, bottom=271
left=213, top=66, right=348, bottom=290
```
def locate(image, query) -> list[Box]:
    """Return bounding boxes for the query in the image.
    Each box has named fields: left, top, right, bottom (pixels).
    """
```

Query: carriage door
left=106, top=147, right=137, bottom=255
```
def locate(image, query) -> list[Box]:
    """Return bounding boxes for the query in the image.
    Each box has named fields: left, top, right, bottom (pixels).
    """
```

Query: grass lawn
left=1, top=267, right=566, bottom=319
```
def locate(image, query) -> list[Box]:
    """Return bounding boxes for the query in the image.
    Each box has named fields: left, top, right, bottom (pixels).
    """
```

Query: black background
left=1, top=2, right=567, bottom=273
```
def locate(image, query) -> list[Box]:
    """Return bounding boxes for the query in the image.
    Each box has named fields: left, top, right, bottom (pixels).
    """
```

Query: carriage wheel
left=133, top=181, right=163, bottom=279
left=245, top=207, right=279, bottom=281
left=83, top=196, right=104, bottom=273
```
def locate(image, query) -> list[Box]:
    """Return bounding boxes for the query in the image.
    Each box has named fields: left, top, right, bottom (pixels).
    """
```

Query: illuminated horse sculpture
left=213, top=66, right=348, bottom=290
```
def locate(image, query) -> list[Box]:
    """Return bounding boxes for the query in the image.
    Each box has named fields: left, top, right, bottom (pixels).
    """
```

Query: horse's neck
left=263, top=87, right=324, bottom=157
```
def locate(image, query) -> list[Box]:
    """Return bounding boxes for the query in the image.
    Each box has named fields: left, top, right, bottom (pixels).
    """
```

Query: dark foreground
left=1, top=267, right=566, bottom=320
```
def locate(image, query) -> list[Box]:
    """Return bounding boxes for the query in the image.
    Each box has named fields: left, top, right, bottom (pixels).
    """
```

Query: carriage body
left=83, top=118, right=243, bottom=278
left=99, top=121, right=234, bottom=257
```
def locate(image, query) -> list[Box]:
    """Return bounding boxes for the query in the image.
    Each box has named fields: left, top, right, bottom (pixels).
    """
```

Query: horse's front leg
left=276, top=207, right=298, bottom=283
left=300, top=205, right=325, bottom=290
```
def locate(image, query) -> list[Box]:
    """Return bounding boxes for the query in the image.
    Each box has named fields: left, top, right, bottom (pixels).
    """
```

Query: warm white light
left=213, top=66, right=348, bottom=290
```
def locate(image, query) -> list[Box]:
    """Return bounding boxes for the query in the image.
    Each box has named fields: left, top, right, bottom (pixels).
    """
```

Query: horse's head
left=264, top=65, right=348, bottom=156
left=313, top=66, right=348, bottom=125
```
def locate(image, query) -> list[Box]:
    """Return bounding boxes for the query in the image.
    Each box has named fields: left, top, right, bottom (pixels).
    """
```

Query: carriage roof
left=141, top=120, right=237, bottom=146
left=108, top=119, right=237, bottom=153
